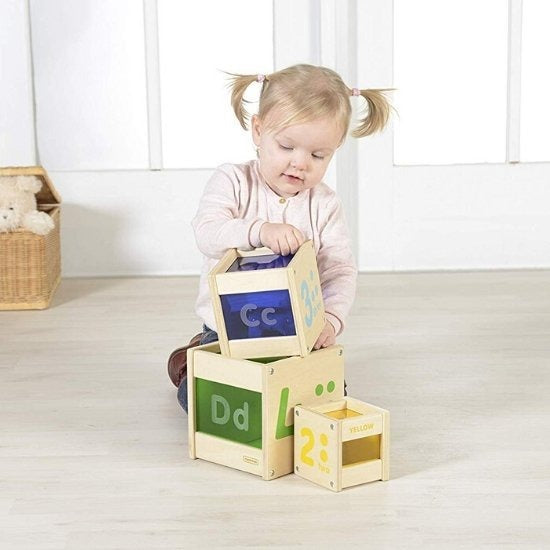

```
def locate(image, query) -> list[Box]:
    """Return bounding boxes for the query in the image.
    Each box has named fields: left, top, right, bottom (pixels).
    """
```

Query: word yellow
left=349, top=422, right=374, bottom=434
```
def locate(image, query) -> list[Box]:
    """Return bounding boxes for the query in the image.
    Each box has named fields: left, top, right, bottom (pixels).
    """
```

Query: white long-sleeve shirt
left=192, top=159, right=357, bottom=336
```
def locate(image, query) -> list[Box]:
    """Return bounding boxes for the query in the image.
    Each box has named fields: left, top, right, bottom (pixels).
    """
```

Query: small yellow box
left=294, top=398, right=390, bottom=492
left=187, top=342, right=345, bottom=480
left=208, top=240, right=325, bottom=359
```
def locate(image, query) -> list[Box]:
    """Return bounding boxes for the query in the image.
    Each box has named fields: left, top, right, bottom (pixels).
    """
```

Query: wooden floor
left=1, top=271, right=549, bottom=549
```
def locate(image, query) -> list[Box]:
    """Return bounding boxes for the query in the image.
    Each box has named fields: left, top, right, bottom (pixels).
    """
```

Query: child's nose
left=291, top=151, right=308, bottom=171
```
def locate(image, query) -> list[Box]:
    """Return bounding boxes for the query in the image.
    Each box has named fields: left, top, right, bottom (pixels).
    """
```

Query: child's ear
left=251, top=115, right=262, bottom=147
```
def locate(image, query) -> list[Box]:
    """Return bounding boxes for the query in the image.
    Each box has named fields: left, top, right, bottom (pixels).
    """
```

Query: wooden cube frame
left=188, top=342, right=344, bottom=480
left=208, top=240, right=325, bottom=359
left=294, top=398, right=390, bottom=492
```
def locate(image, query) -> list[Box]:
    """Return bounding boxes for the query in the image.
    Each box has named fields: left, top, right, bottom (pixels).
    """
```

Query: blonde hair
left=227, top=64, right=393, bottom=141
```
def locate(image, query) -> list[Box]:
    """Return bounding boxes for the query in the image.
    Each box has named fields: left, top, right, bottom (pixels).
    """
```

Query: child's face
left=252, top=115, right=342, bottom=198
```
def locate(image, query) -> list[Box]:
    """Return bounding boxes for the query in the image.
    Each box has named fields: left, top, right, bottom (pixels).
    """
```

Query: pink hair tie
left=351, top=87, right=361, bottom=97
left=257, top=74, right=266, bottom=83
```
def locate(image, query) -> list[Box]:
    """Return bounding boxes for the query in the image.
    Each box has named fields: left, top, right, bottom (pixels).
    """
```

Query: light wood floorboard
left=1, top=271, right=549, bottom=549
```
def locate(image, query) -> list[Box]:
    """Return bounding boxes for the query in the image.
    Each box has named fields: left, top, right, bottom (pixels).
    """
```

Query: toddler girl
left=168, top=64, right=392, bottom=412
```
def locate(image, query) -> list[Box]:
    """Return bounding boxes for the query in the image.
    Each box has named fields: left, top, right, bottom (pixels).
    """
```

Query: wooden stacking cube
left=187, top=341, right=344, bottom=480
left=294, top=398, right=390, bottom=492
left=208, top=240, right=325, bottom=359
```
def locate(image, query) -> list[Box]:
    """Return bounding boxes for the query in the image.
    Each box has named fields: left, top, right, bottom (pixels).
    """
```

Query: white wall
left=49, top=170, right=204, bottom=276
left=356, top=0, right=550, bottom=272
left=3, top=0, right=550, bottom=277
left=391, top=164, right=550, bottom=270
left=0, top=1, right=35, bottom=165
left=30, top=0, right=150, bottom=171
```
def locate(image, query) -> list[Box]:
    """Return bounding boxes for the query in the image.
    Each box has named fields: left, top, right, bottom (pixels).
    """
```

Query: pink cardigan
left=192, top=160, right=357, bottom=336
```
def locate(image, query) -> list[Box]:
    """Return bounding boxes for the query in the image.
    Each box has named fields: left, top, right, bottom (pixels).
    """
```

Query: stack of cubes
left=187, top=241, right=389, bottom=491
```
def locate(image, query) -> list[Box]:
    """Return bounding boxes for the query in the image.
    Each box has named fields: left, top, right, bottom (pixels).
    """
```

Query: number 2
left=300, top=427, right=315, bottom=466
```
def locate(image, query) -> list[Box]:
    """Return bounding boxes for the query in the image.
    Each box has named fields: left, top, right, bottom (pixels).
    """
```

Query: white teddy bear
left=0, top=175, right=54, bottom=236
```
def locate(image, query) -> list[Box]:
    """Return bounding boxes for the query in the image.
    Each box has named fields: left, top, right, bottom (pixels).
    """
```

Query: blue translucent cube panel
left=227, top=253, right=294, bottom=273
left=220, top=290, right=296, bottom=340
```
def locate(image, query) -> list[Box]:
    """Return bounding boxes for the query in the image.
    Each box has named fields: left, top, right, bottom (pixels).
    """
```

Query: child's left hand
left=313, top=320, right=336, bottom=350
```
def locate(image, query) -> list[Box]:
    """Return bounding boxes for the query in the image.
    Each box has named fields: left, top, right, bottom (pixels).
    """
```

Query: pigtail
left=351, top=88, right=394, bottom=138
left=225, top=72, right=267, bottom=130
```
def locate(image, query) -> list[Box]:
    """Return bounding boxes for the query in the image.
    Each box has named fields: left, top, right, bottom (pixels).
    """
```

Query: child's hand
left=313, top=320, right=336, bottom=350
left=260, top=223, right=305, bottom=256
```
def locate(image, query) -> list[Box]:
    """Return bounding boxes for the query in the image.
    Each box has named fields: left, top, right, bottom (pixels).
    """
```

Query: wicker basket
left=0, top=166, right=61, bottom=310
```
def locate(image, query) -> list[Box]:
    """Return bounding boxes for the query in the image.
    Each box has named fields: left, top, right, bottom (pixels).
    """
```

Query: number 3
left=301, top=281, right=313, bottom=327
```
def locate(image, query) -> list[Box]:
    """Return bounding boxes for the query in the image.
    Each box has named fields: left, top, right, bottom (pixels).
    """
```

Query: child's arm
left=316, top=195, right=358, bottom=337
left=191, top=166, right=265, bottom=259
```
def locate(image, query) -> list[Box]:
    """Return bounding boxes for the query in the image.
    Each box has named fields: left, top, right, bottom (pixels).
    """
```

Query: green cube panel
left=195, top=378, right=262, bottom=449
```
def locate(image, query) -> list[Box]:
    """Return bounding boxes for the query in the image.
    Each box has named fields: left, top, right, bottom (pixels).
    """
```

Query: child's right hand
left=259, top=222, right=305, bottom=256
